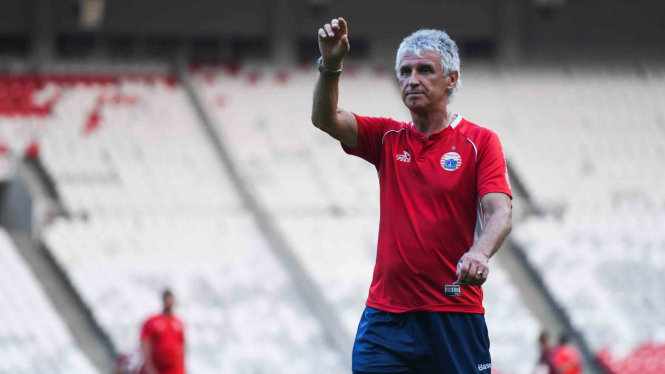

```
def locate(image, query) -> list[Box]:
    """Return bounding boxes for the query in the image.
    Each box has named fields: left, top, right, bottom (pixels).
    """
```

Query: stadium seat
left=0, top=228, right=99, bottom=374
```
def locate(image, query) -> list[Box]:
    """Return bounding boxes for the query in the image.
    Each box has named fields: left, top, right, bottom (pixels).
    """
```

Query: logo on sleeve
left=396, top=151, right=411, bottom=163
left=441, top=152, right=462, bottom=171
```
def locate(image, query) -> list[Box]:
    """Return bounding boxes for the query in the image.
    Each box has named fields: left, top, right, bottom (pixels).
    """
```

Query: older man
left=312, top=18, right=513, bottom=373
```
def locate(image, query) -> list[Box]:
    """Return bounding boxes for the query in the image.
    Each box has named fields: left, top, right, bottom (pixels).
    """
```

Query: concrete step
left=8, top=230, right=116, bottom=374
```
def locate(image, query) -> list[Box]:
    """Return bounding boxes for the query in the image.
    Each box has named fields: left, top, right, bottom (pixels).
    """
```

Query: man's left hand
left=456, top=251, right=490, bottom=286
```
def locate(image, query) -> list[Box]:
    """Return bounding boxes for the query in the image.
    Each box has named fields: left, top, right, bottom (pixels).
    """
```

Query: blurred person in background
left=312, top=17, right=512, bottom=373
left=533, top=331, right=555, bottom=374
left=115, top=350, right=143, bottom=374
left=140, top=290, right=186, bottom=374
left=551, top=334, right=582, bottom=374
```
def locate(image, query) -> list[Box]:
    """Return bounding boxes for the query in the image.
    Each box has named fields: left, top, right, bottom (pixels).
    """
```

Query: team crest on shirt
left=396, top=151, right=411, bottom=163
left=441, top=152, right=462, bottom=171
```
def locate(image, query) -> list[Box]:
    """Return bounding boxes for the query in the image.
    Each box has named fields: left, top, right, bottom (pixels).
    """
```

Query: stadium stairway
left=8, top=231, right=116, bottom=372
left=176, top=64, right=353, bottom=366
left=4, top=159, right=116, bottom=372
left=499, top=165, right=607, bottom=374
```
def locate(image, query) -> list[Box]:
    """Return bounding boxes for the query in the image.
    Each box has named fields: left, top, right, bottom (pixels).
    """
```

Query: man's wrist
left=322, top=60, right=343, bottom=70
left=467, top=247, right=491, bottom=262
left=318, top=57, right=343, bottom=76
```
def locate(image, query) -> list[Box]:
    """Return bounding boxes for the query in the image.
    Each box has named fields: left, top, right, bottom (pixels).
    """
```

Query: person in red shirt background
left=551, top=334, right=583, bottom=374
left=533, top=331, right=555, bottom=374
left=140, top=290, right=186, bottom=374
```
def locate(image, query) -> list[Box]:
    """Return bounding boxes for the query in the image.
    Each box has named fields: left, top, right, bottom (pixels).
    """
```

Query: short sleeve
left=476, top=131, right=513, bottom=199
left=341, top=113, right=389, bottom=168
left=140, top=318, right=153, bottom=342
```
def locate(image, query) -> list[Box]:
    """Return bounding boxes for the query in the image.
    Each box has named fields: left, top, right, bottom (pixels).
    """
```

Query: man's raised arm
left=311, top=17, right=359, bottom=149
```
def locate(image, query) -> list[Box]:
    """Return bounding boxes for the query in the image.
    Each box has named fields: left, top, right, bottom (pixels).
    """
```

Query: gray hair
left=395, top=29, right=461, bottom=103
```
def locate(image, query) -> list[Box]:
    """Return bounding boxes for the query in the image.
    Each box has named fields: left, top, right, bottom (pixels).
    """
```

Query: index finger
left=457, top=261, right=470, bottom=285
left=338, top=17, right=348, bottom=35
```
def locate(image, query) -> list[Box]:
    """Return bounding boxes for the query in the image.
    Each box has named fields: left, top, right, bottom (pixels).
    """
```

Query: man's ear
left=447, top=71, right=459, bottom=90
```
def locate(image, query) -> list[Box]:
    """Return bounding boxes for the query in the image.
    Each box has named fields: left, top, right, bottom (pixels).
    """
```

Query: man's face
left=398, top=51, right=457, bottom=112
left=163, top=295, right=175, bottom=312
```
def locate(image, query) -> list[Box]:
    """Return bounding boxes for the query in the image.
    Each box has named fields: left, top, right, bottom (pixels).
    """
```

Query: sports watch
left=317, top=57, right=343, bottom=77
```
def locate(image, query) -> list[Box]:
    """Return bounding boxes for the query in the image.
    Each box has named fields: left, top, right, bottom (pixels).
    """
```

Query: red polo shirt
left=343, top=114, right=512, bottom=314
left=141, top=314, right=186, bottom=374
left=552, top=345, right=583, bottom=374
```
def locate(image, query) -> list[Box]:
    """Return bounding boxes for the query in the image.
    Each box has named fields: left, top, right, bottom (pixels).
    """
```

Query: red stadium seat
left=598, top=343, right=665, bottom=374
left=275, top=70, right=290, bottom=84
left=24, top=140, right=40, bottom=160
left=83, top=109, right=101, bottom=134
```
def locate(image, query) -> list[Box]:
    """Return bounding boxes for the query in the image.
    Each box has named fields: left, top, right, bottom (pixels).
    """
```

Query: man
left=140, top=290, right=186, bottom=374
left=551, top=335, right=583, bottom=374
left=534, top=331, right=555, bottom=374
left=312, top=18, right=513, bottom=373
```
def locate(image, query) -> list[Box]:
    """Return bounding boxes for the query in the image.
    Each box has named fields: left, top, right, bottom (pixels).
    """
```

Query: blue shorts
left=352, top=306, right=492, bottom=374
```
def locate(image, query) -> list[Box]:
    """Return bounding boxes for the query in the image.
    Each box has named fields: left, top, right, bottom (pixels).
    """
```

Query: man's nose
left=408, top=72, right=420, bottom=86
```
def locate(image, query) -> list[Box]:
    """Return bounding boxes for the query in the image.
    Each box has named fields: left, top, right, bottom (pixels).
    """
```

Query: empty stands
left=454, top=63, right=665, bottom=211
left=483, top=265, right=541, bottom=374
left=453, top=63, right=665, bottom=369
left=1, top=70, right=344, bottom=374
left=0, top=228, right=99, bottom=374
left=44, top=215, right=344, bottom=374
left=598, top=342, right=665, bottom=374
left=193, top=67, right=389, bottom=336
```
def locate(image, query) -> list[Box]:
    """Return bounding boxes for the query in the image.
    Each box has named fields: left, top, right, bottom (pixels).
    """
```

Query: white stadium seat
left=0, top=228, right=99, bottom=374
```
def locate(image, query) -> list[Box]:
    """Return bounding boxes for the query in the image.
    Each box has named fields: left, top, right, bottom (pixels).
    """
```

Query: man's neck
left=411, top=106, right=452, bottom=139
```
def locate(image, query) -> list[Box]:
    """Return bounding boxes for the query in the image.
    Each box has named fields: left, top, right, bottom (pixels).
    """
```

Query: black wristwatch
left=317, top=57, right=343, bottom=77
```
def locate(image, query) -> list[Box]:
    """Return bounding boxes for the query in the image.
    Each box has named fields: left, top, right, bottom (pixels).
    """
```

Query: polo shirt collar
left=409, top=114, right=463, bottom=140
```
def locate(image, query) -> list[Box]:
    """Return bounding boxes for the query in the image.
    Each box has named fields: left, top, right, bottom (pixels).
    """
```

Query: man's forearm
left=311, top=74, right=341, bottom=129
left=469, top=207, right=512, bottom=259
left=141, top=341, right=156, bottom=374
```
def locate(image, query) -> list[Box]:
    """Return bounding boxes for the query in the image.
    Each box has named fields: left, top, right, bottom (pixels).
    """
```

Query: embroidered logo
left=441, top=152, right=462, bottom=171
left=396, top=151, right=411, bottom=163
left=478, top=363, right=492, bottom=371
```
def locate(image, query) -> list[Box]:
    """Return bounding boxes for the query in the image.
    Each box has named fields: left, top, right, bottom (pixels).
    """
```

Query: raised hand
left=318, top=17, right=350, bottom=70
